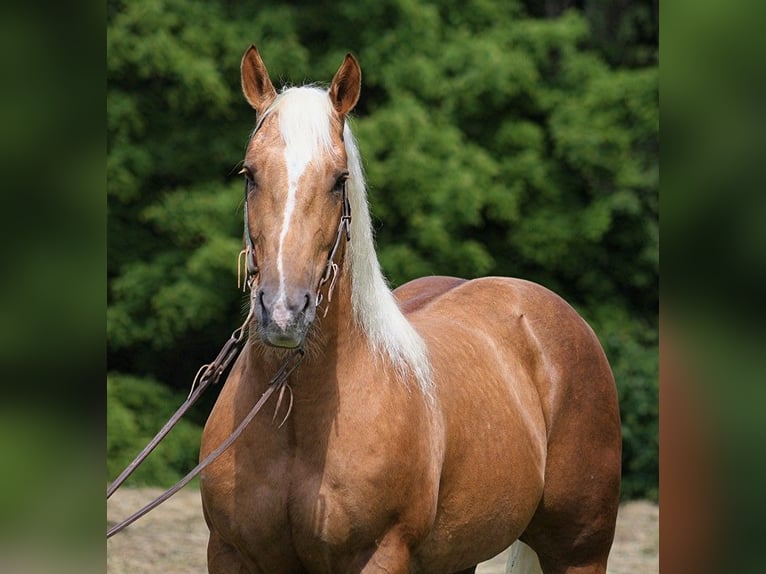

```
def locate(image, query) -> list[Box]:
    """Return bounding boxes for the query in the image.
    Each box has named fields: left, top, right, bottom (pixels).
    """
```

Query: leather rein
left=107, top=180, right=350, bottom=538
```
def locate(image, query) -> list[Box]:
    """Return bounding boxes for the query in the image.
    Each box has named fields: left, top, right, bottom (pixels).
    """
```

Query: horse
left=199, top=45, right=622, bottom=574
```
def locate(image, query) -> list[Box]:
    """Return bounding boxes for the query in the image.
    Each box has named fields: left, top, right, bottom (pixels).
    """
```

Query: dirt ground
left=107, top=488, right=657, bottom=573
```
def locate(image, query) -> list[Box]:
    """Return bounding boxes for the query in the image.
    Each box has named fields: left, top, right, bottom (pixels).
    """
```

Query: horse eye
left=239, top=167, right=257, bottom=191
left=332, top=172, right=349, bottom=194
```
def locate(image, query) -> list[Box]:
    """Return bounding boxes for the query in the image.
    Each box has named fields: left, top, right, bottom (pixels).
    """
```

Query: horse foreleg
left=207, top=531, right=250, bottom=574
left=355, top=529, right=414, bottom=574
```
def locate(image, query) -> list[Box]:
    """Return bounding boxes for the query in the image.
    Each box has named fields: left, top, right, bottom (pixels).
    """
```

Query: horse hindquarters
left=504, top=281, right=621, bottom=574
left=410, top=277, right=620, bottom=573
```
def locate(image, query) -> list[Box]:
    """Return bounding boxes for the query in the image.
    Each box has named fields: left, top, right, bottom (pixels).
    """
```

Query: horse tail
left=505, top=541, right=542, bottom=574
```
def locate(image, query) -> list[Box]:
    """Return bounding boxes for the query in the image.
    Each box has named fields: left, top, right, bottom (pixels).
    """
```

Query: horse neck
left=238, top=268, right=361, bottom=451
left=289, top=248, right=431, bottom=408
left=241, top=238, right=430, bottom=445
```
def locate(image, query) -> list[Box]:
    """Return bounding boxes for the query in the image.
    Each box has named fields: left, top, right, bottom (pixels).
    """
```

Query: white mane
left=266, top=87, right=433, bottom=397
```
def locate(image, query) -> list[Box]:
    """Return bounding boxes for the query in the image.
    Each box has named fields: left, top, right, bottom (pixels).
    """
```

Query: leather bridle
left=107, top=172, right=352, bottom=539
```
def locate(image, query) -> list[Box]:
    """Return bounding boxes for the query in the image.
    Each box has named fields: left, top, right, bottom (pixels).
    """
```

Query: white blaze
left=273, top=101, right=318, bottom=328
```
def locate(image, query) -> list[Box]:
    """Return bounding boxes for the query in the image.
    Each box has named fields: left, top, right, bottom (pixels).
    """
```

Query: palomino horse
left=200, top=46, right=621, bottom=574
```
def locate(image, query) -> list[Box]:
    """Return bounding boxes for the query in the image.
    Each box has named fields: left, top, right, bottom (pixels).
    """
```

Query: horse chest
left=206, top=435, right=405, bottom=571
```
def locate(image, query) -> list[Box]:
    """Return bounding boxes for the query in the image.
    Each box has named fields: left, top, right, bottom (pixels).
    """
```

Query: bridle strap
left=243, top=177, right=258, bottom=277
left=107, top=347, right=304, bottom=538
left=106, top=303, right=254, bottom=500
left=316, top=180, right=351, bottom=309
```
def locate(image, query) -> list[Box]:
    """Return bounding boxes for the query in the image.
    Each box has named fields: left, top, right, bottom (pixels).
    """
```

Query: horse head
left=239, top=46, right=361, bottom=348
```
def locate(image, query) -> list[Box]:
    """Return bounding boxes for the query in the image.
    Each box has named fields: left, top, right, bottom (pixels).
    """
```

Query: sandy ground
left=107, top=488, right=657, bottom=573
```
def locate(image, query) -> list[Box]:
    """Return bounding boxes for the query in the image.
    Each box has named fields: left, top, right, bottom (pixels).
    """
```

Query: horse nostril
left=302, top=293, right=311, bottom=312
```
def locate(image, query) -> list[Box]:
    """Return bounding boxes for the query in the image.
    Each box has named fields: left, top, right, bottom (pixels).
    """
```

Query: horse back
left=393, top=275, right=467, bottom=313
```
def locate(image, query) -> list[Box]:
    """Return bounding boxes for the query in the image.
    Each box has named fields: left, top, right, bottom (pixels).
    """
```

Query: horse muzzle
left=255, top=286, right=315, bottom=348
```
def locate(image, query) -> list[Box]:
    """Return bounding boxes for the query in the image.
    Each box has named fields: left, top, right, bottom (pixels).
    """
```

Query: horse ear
left=329, top=53, right=361, bottom=117
left=241, top=45, right=277, bottom=115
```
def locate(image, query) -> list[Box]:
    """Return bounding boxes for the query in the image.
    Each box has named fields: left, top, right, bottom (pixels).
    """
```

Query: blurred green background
left=107, top=0, right=658, bottom=501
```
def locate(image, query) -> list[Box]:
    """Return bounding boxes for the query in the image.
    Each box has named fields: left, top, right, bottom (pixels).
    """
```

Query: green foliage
left=108, top=0, right=657, bottom=498
left=587, top=305, right=659, bottom=501
left=107, top=374, right=202, bottom=487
